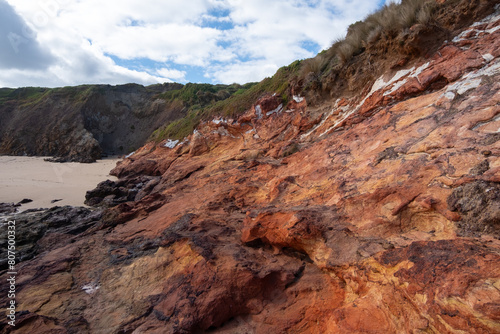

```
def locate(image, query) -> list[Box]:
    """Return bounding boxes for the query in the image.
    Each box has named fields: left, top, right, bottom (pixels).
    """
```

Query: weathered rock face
left=0, top=84, right=183, bottom=162
left=1, top=5, right=500, bottom=334
left=0, top=207, right=104, bottom=272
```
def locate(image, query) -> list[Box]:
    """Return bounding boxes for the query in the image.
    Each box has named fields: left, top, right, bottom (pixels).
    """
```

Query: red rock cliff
left=1, top=2, right=500, bottom=334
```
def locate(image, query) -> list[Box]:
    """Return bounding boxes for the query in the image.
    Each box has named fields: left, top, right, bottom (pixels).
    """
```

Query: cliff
left=0, top=83, right=251, bottom=162
left=1, top=0, right=500, bottom=333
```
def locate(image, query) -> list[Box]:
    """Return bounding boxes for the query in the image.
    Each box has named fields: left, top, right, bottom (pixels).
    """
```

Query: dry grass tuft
left=299, top=54, right=329, bottom=79
left=323, top=0, right=438, bottom=65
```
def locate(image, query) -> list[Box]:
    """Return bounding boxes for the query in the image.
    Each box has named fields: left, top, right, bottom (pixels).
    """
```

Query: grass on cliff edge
left=2, top=0, right=475, bottom=144
left=0, top=83, right=181, bottom=108
left=0, top=87, right=47, bottom=106
left=299, top=0, right=440, bottom=82
left=151, top=60, right=301, bottom=142
left=0, top=85, right=112, bottom=108
left=152, top=0, right=449, bottom=142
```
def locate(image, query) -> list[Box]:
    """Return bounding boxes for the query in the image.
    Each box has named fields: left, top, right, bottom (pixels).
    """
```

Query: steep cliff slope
left=0, top=83, right=251, bottom=162
left=0, top=84, right=175, bottom=162
left=1, top=0, right=500, bottom=333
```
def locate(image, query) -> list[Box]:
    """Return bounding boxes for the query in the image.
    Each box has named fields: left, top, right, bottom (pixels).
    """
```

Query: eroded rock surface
left=1, top=4, right=500, bottom=334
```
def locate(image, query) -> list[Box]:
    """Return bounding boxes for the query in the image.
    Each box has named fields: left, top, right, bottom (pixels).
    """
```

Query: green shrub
left=151, top=62, right=301, bottom=142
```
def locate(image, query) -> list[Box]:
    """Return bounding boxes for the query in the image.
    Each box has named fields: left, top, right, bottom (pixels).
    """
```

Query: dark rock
left=85, top=180, right=125, bottom=206
left=85, top=176, right=161, bottom=207
left=135, top=177, right=161, bottom=201
left=374, top=146, right=400, bottom=165
left=22, top=208, right=48, bottom=214
left=85, top=197, right=103, bottom=206
left=0, top=206, right=103, bottom=271
left=44, top=157, right=71, bottom=163
left=127, top=189, right=139, bottom=201
left=0, top=203, right=18, bottom=214
left=447, top=181, right=500, bottom=239
left=469, top=160, right=490, bottom=176
left=17, top=198, right=33, bottom=205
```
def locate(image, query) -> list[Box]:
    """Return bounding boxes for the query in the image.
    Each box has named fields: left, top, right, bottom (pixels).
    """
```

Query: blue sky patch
left=1, top=0, right=394, bottom=87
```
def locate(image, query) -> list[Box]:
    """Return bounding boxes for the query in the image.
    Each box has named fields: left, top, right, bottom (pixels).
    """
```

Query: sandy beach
left=0, top=156, right=119, bottom=211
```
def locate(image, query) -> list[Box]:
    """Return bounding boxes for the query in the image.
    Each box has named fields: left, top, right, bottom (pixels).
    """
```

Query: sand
left=0, top=156, right=119, bottom=211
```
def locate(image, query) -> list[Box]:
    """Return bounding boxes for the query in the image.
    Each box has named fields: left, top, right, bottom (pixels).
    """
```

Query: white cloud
left=385, top=0, right=401, bottom=4
left=206, top=0, right=381, bottom=83
left=0, top=0, right=55, bottom=70
left=208, top=60, right=280, bottom=84
left=94, top=24, right=222, bottom=65
left=157, top=68, right=187, bottom=81
left=1, top=0, right=385, bottom=87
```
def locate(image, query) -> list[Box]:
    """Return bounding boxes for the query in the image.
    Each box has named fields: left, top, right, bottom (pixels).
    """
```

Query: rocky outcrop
left=0, top=206, right=103, bottom=271
left=1, top=3, right=500, bottom=334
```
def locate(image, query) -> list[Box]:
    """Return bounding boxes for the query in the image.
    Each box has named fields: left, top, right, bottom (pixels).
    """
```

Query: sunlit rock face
left=1, top=4, right=500, bottom=334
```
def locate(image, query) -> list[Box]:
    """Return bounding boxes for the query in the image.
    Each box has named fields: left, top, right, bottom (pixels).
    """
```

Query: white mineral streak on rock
left=164, top=139, right=179, bottom=149
left=446, top=58, right=500, bottom=95
left=266, top=104, right=283, bottom=116
left=82, top=283, right=100, bottom=295
left=483, top=54, right=494, bottom=62
left=293, top=95, right=304, bottom=103
left=443, top=92, right=456, bottom=100
left=255, top=105, right=263, bottom=119
left=472, top=114, right=500, bottom=133
left=486, top=25, right=500, bottom=34
left=384, top=79, right=408, bottom=96
left=455, top=9, right=500, bottom=42
left=301, top=9, right=499, bottom=140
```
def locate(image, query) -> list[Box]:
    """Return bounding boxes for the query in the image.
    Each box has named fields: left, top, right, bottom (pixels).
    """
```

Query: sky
left=0, top=0, right=399, bottom=88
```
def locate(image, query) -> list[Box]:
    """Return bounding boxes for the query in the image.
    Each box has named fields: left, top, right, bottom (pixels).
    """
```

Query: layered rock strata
left=1, top=5, right=500, bottom=334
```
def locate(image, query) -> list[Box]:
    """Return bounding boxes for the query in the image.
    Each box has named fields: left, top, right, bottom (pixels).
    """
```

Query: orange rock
left=3, top=7, right=500, bottom=334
